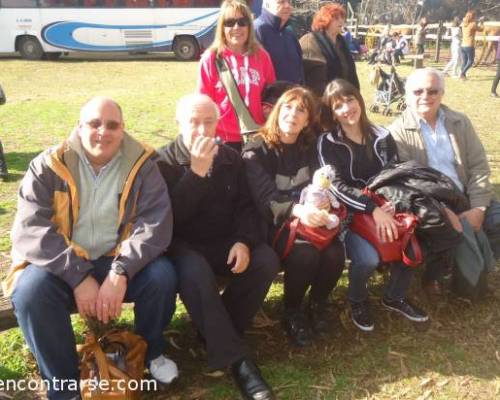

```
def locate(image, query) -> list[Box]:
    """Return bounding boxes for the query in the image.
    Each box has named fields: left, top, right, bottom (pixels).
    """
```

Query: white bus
left=0, top=0, right=221, bottom=60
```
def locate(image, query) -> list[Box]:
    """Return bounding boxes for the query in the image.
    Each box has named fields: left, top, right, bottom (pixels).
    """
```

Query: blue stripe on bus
left=41, top=10, right=218, bottom=52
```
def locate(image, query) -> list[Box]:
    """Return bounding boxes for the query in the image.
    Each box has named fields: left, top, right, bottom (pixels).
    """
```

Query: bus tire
left=18, top=36, right=44, bottom=60
left=173, top=36, right=199, bottom=61
left=45, top=52, right=62, bottom=61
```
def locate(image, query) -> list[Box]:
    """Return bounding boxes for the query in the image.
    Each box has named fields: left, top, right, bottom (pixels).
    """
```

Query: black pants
left=170, top=240, right=279, bottom=370
left=417, top=44, right=425, bottom=55
left=0, top=140, right=7, bottom=175
left=393, top=49, right=404, bottom=64
left=276, top=235, right=345, bottom=310
left=492, top=59, right=500, bottom=94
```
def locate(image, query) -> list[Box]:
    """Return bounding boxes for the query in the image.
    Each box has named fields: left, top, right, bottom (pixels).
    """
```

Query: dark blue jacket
left=252, top=0, right=263, bottom=17
left=254, top=9, right=304, bottom=84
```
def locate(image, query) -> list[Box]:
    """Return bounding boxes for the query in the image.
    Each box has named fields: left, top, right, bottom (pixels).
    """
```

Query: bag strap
left=87, top=342, right=112, bottom=382
left=400, top=220, right=423, bottom=267
left=215, top=55, right=261, bottom=136
left=272, top=218, right=299, bottom=260
left=401, top=234, right=422, bottom=267
left=283, top=218, right=300, bottom=259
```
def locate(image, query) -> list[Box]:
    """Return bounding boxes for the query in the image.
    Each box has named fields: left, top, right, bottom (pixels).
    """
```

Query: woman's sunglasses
left=223, top=17, right=250, bottom=28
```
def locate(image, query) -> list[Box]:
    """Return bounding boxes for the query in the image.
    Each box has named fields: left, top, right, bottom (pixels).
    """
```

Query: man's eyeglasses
left=412, top=88, right=440, bottom=96
left=84, top=119, right=121, bottom=131
left=223, top=17, right=250, bottom=28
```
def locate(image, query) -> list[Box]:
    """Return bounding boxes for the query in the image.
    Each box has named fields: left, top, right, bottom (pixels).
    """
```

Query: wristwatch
left=111, top=264, right=128, bottom=278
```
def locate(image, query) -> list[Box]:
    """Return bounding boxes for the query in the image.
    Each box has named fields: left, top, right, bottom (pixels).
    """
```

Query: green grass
left=0, top=54, right=499, bottom=399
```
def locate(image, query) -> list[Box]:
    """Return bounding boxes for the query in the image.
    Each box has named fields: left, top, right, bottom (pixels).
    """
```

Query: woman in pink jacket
left=198, top=0, right=276, bottom=151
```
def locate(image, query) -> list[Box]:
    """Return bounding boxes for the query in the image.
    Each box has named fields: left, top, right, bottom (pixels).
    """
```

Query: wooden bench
left=405, top=53, right=430, bottom=68
left=0, top=286, right=16, bottom=332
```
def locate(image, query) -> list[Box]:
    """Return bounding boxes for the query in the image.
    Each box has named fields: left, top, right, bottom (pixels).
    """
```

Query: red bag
left=350, top=191, right=422, bottom=267
left=273, top=205, right=347, bottom=260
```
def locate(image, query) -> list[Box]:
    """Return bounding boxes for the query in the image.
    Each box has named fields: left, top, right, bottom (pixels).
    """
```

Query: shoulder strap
left=215, top=55, right=261, bottom=136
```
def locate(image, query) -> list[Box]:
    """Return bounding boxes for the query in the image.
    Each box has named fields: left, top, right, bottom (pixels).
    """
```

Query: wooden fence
left=346, top=21, right=500, bottom=63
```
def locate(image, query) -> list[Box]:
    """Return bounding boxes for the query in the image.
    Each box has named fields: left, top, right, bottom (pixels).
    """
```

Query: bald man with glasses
left=389, top=68, right=496, bottom=299
left=3, top=97, right=179, bottom=400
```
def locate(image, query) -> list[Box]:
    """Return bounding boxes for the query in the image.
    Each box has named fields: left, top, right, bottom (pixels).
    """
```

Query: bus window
left=82, top=0, right=119, bottom=6
left=154, top=0, right=170, bottom=6
left=152, top=0, right=220, bottom=7
left=1, top=0, right=37, bottom=6
left=195, top=0, right=220, bottom=6
left=39, top=0, right=81, bottom=6
left=125, top=0, right=150, bottom=6
left=168, top=0, right=189, bottom=6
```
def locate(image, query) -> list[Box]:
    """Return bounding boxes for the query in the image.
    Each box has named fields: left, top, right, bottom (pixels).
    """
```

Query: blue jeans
left=11, top=256, right=177, bottom=400
left=345, top=231, right=415, bottom=303
left=461, top=46, right=475, bottom=77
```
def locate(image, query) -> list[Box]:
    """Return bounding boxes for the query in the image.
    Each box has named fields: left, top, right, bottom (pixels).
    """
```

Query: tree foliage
left=355, top=0, right=500, bottom=24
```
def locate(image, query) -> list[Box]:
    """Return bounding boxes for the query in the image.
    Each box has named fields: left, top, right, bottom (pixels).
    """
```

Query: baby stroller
left=368, top=64, right=406, bottom=116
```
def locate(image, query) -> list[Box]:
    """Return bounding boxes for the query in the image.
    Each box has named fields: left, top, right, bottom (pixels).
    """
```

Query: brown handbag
left=78, top=330, right=147, bottom=400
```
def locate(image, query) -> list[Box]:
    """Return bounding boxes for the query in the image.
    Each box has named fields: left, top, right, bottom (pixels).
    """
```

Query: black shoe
left=350, top=301, right=374, bottom=332
left=382, top=297, right=429, bottom=322
left=307, top=300, right=330, bottom=335
left=283, top=311, right=313, bottom=347
left=231, top=358, right=275, bottom=400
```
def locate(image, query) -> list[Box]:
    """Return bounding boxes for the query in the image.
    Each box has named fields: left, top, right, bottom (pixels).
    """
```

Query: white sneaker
left=149, top=355, right=179, bottom=384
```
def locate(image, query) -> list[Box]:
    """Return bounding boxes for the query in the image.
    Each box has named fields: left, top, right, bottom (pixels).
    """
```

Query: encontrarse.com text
left=0, top=378, right=157, bottom=392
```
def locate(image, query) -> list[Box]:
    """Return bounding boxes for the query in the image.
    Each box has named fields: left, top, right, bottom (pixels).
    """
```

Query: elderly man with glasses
left=3, top=97, right=179, bottom=400
left=389, top=68, right=496, bottom=299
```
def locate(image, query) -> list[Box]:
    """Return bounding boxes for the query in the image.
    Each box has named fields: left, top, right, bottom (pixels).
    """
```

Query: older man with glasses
left=3, top=97, right=179, bottom=399
left=389, top=68, right=496, bottom=299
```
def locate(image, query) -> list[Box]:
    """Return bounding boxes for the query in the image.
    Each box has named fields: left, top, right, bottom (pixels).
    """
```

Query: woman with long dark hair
left=243, top=87, right=345, bottom=346
left=318, top=79, right=428, bottom=332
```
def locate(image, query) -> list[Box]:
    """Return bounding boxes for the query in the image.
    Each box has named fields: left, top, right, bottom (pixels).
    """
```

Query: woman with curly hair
left=243, top=87, right=345, bottom=347
left=299, top=3, right=359, bottom=96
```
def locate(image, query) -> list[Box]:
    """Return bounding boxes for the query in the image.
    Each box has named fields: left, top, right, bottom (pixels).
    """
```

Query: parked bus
left=0, top=0, right=221, bottom=60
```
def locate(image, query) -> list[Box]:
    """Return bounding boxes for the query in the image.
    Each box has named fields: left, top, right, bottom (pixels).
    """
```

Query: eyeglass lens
left=413, top=88, right=439, bottom=96
left=223, top=17, right=250, bottom=28
left=86, top=119, right=121, bottom=130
